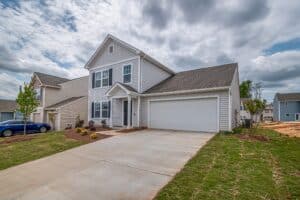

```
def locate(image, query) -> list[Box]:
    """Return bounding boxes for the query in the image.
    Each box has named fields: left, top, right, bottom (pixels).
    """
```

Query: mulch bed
left=236, top=134, right=270, bottom=142
left=117, top=127, right=147, bottom=133
left=0, top=134, right=37, bottom=144
left=64, top=129, right=112, bottom=143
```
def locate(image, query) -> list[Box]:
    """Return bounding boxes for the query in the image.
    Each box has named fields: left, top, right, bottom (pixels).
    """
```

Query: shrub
left=101, top=119, right=107, bottom=128
left=90, top=127, right=96, bottom=131
left=233, top=127, right=243, bottom=134
left=76, top=128, right=82, bottom=133
left=90, top=133, right=98, bottom=139
left=80, top=130, right=88, bottom=136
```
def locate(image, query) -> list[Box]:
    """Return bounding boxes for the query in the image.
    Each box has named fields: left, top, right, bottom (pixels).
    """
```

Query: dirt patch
left=64, top=129, right=111, bottom=143
left=236, top=134, right=270, bottom=142
left=117, top=127, right=147, bottom=133
left=0, top=134, right=37, bottom=144
left=261, top=122, right=300, bottom=138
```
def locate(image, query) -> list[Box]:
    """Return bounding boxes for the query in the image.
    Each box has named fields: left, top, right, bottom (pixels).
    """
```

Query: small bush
left=90, top=133, right=98, bottom=139
left=233, top=127, right=243, bottom=134
left=76, top=128, right=82, bottom=133
left=101, top=119, right=107, bottom=128
left=90, top=127, right=96, bottom=131
left=80, top=130, right=88, bottom=136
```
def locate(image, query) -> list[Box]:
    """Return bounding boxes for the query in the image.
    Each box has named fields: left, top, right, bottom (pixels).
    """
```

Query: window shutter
left=91, top=102, right=94, bottom=118
left=92, top=73, right=95, bottom=88
left=108, top=101, right=111, bottom=118
left=109, top=68, right=113, bottom=86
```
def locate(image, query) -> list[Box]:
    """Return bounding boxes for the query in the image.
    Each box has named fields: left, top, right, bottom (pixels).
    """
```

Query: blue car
left=0, top=120, right=51, bottom=137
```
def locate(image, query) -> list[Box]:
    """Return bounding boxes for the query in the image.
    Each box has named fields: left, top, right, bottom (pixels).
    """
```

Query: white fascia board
left=141, top=86, right=230, bottom=97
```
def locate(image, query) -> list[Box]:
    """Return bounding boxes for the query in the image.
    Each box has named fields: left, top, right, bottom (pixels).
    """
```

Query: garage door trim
left=147, top=95, right=219, bottom=132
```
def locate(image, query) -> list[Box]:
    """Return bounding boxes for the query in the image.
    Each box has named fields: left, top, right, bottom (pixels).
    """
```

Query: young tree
left=240, top=80, right=252, bottom=98
left=16, top=83, right=39, bottom=135
left=244, top=98, right=266, bottom=129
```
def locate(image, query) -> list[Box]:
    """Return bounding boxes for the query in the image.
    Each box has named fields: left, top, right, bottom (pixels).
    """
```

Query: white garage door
left=149, top=97, right=218, bottom=132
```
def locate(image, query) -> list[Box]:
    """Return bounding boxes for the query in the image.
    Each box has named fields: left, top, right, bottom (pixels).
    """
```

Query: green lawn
left=0, top=132, right=84, bottom=170
left=155, top=129, right=300, bottom=200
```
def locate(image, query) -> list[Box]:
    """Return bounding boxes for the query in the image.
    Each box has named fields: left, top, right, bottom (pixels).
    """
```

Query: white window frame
left=35, top=88, right=41, bottom=100
left=94, top=69, right=110, bottom=88
left=108, top=44, right=114, bottom=54
left=123, top=64, right=132, bottom=84
left=102, top=101, right=109, bottom=118
left=93, top=101, right=110, bottom=119
left=102, top=69, right=109, bottom=87
left=94, top=71, right=102, bottom=88
left=94, top=102, right=101, bottom=118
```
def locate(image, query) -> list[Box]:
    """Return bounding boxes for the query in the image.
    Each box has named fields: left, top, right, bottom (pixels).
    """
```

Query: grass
left=155, top=129, right=300, bottom=200
left=0, top=131, right=84, bottom=170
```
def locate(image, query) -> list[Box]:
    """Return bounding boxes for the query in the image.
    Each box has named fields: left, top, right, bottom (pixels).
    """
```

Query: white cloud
left=0, top=0, right=300, bottom=102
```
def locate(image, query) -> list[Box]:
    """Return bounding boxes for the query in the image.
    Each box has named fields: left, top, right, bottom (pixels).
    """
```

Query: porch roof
left=106, top=82, right=138, bottom=97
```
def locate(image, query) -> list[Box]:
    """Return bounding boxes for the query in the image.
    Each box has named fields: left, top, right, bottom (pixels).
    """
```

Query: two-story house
left=31, top=72, right=88, bottom=130
left=273, top=93, right=300, bottom=121
left=85, top=34, right=240, bottom=132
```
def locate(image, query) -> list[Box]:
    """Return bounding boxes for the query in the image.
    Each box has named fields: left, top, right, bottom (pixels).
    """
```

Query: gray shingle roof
left=276, top=93, right=300, bottom=101
left=34, top=72, right=70, bottom=87
left=118, top=82, right=137, bottom=93
left=145, top=63, right=237, bottom=94
left=46, top=96, right=85, bottom=109
left=0, top=99, right=17, bottom=112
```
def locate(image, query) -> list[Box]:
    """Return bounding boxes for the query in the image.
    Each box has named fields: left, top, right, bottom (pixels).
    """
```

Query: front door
left=123, top=101, right=128, bottom=126
left=123, top=100, right=132, bottom=126
left=296, top=113, right=300, bottom=121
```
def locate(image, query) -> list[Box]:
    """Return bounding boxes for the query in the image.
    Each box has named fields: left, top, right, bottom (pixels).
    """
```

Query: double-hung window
left=95, top=72, right=102, bottom=88
left=102, top=101, right=109, bottom=118
left=123, top=65, right=131, bottom=83
left=94, top=102, right=101, bottom=118
left=102, top=70, right=109, bottom=87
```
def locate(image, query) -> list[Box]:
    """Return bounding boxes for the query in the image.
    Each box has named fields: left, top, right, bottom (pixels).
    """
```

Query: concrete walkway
left=0, top=130, right=215, bottom=200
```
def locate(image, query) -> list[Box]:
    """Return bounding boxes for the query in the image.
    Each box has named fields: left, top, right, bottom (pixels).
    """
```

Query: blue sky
left=0, top=0, right=300, bottom=102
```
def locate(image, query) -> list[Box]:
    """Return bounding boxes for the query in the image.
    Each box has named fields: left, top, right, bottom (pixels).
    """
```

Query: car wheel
left=2, top=129, right=13, bottom=137
left=40, top=126, right=47, bottom=133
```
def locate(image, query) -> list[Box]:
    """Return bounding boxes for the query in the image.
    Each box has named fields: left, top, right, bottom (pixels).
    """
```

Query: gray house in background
left=273, top=93, right=300, bottom=121
left=0, top=99, right=23, bottom=122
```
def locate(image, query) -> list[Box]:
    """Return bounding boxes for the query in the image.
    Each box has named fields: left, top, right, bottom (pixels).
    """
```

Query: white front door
left=148, top=97, right=218, bottom=132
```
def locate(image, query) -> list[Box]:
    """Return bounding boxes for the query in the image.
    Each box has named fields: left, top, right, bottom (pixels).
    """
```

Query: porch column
left=127, top=96, right=132, bottom=129
left=110, top=98, right=113, bottom=128
left=137, top=96, right=141, bottom=127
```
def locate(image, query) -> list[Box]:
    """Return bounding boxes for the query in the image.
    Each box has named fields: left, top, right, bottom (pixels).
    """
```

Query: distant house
left=240, top=99, right=273, bottom=122
left=0, top=99, right=23, bottom=122
left=273, top=93, right=300, bottom=121
left=30, top=72, right=88, bottom=130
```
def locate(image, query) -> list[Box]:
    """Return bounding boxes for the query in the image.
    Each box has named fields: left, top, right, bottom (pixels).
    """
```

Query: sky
left=0, top=0, right=300, bottom=102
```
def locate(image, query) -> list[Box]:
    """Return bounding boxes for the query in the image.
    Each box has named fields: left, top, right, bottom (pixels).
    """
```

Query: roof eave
left=142, top=86, right=230, bottom=97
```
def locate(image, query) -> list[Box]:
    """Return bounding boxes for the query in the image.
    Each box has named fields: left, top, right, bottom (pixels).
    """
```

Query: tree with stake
left=244, top=98, right=266, bottom=129
left=16, top=83, right=39, bottom=135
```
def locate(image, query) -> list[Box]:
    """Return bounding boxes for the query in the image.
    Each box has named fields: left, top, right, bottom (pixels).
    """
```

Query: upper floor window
left=95, top=71, right=102, bottom=88
left=102, top=70, right=109, bottom=87
left=35, top=88, right=41, bottom=100
left=92, top=69, right=112, bottom=88
left=109, top=45, right=113, bottom=54
left=123, top=64, right=132, bottom=83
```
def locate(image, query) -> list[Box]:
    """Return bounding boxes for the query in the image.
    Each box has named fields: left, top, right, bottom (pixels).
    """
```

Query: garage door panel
left=149, top=98, right=218, bottom=132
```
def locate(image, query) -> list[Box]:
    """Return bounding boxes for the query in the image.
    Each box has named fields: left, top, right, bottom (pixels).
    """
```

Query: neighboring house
left=273, top=93, right=300, bottom=122
left=240, top=98, right=261, bottom=122
left=30, top=72, right=88, bottom=130
left=240, top=99, right=272, bottom=122
left=262, top=104, right=273, bottom=121
left=85, top=34, right=240, bottom=132
left=0, top=99, right=23, bottom=122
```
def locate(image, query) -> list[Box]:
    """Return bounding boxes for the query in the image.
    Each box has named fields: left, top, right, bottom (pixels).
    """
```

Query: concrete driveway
left=0, top=129, right=215, bottom=200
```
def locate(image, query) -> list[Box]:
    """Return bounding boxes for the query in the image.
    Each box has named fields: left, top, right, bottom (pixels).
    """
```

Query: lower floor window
left=93, top=101, right=110, bottom=118
left=94, top=103, right=101, bottom=118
